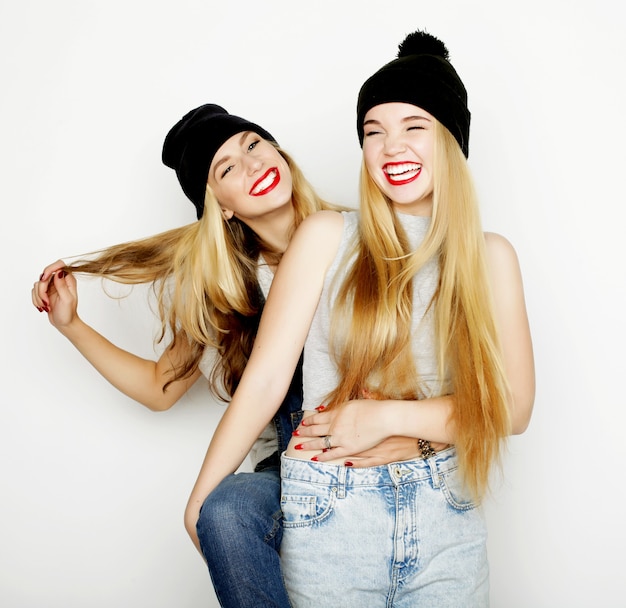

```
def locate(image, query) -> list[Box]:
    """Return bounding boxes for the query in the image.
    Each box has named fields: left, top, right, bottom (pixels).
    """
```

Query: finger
left=52, top=270, right=72, bottom=293
left=37, top=261, right=67, bottom=302
left=39, top=260, right=66, bottom=282
left=341, top=456, right=386, bottom=468
left=300, top=414, right=320, bottom=427
left=300, top=407, right=333, bottom=427
left=293, top=421, right=331, bottom=438
left=32, top=281, right=52, bottom=311
left=310, top=446, right=355, bottom=463
left=36, top=274, right=62, bottom=306
left=57, top=269, right=77, bottom=298
left=293, top=438, right=330, bottom=453
left=31, top=287, right=47, bottom=312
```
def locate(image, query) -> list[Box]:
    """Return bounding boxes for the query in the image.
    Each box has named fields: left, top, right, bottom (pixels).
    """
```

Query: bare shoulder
left=484, top=231, right=521, bottom=271
left=290, top=209, right=345, bottom=249
left=483, top=231, right=526, bottom=298
left=484, top=231, right=517, bottom=255
left=299, top=209, right=345, bottom=231
left=280, top=210, right=346, bottom=273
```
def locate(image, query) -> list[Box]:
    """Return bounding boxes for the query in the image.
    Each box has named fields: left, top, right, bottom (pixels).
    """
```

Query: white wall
left=2, top=1, right=624, bottom=606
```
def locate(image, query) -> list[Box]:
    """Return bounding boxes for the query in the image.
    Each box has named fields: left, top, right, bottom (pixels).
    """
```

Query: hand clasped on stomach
left=284, top=411, right=363, bottom=464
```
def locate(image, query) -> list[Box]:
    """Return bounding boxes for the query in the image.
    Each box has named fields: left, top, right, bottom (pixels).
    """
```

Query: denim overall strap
left=253, top=288, right=304, bottom=471
left=273, top=351, right=304, bottom=454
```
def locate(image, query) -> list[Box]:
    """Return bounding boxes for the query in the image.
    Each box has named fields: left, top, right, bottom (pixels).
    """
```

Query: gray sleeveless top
left=302, top=210, right=450, bottom=410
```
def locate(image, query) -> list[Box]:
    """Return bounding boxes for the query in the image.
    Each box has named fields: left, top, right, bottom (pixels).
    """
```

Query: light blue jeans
left=280, top=447, right=489, bottom=607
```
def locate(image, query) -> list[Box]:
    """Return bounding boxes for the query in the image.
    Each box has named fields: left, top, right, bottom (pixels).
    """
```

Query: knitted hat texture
left=356, top=30, right=470, bottom=157
left=162, top=104, right=276, bottom=218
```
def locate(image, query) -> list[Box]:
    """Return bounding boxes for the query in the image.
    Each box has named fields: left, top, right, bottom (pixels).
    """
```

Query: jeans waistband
left=281, top=446, right=458, bottom=488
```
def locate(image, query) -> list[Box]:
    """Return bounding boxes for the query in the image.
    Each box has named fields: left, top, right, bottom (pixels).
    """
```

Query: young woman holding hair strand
left=32, top=103, right=368, bottom=607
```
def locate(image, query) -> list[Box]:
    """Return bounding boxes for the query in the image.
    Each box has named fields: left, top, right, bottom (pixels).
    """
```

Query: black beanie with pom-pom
left=162, top=104, right=276, bottom=219
left=357, top=30, right=470, bottom=157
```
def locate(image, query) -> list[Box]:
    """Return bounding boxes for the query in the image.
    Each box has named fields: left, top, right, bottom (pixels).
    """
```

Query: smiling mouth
left=383, top=162, right=421, bottom=185
left=250, top=168, right=280, bottom=196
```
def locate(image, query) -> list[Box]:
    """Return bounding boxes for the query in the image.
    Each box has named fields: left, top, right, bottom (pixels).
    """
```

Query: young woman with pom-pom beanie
left=186, top=30, right=535, bottom=606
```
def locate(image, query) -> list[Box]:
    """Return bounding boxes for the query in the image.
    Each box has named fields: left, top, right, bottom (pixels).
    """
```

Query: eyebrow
left=211, top=131, right=253, bottom=178
left=363, top=115, right=432, bottom=128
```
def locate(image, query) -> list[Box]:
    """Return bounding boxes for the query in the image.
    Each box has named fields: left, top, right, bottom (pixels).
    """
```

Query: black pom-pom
left=397, top=30, right=449, bottom=60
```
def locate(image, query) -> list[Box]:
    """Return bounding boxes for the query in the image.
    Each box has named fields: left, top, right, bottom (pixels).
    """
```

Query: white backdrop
left=2, top=1, right=624, bottom=606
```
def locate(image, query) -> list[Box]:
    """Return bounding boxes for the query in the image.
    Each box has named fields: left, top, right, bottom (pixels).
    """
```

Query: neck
left=392, top=196, right=433, bottom=217
left=237, top=203, right=295, bottom=254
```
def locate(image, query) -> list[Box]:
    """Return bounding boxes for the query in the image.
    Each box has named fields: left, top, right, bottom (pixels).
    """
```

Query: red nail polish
left=39, top=273, right=44, bottom=281
left=315, top=405, right=326, bottom=411
left=322, top=448, right=329, bottom=453
left=345, top=461, right=354, bottom=467
left=311, top=456, right=319, bottom=462
left=294, top=444, right=303, bottom=450
left=58, top=270, right=65, bottom=279
left=292, top=430, right=300, bottom=436
left=300, top=420, right=307, bottom=426
left=37, top=307, right=44, bottom=313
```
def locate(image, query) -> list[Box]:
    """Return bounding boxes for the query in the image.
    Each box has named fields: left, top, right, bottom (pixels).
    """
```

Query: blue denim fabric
left=280, top=447, right=489, bottom=608
left=267, top=353, right=304, bottom=458
left=197, top=355, right=303, bottom=608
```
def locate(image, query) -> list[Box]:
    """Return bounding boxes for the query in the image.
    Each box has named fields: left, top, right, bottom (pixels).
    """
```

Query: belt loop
left=427, top=457, right=440, bottom=488
left=336, top=464, right=347, bottom=499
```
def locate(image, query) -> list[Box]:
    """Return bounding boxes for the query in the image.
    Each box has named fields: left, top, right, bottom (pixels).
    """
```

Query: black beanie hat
left=357, top=30, right=470, bottom=157
left=162, top=104, right=276, bottom=219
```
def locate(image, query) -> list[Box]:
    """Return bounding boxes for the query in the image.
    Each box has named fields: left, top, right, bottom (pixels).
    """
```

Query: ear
left=220, top=207, right=234, bottom=220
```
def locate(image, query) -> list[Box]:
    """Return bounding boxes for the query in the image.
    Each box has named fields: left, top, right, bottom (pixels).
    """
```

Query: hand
left=293, top=397, right=451, bottom=466
left=346, top=435, right=422, bottom=467
left=31, top=260, right=80, bottom=330
left=294, top=399, right=396, bottom=461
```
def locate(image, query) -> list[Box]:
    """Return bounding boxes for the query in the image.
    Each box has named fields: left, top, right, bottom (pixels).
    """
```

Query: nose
left=245, top=155, right=263, bottom=174
left=383, top=132, right=406, bottom=156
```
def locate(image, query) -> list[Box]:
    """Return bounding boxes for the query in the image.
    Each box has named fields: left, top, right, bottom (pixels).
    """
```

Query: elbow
left=509, top=395, right=535, bottom=436
left=184, top=510, right=197, bottom=540
left=144, top=400, right=176, bottom=413
left=141, top=387, right=182, bottom=412
left=511, top=416, right=531, bottom=436
left=143, top=367, right=196, bottom=412
left=184, top=502, right=200, bottom=544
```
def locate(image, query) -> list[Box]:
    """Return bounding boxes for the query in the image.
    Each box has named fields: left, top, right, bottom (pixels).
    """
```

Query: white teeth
left=252, top=170, right=276, bottom=194
left=384, top=163, right=421, bottom=176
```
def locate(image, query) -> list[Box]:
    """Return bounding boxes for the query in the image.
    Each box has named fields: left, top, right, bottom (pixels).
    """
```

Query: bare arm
left=483, top=232, right=535, bottom=433
left=32, top=261, right=201, bottom=411
left=184, top=210, right=345, bottom=552
left=293, top=395, right=455, bottom=464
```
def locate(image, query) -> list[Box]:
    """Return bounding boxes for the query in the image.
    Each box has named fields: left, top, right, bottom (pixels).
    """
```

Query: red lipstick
left=250, top=168, right=280, bottom=196
left=382, top=162, right=421, bottom=186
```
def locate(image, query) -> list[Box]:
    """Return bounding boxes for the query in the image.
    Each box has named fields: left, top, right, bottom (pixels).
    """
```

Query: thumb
left=54, top=270, right=77, bottom=300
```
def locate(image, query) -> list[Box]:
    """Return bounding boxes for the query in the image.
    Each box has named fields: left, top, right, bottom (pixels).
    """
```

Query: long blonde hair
left=63, top=146, right=336, bottom=400
left=327, top=122, right=510, bottom=497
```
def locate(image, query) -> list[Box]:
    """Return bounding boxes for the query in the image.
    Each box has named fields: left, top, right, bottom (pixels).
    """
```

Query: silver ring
left=323, top=435, right=332, bottom=450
